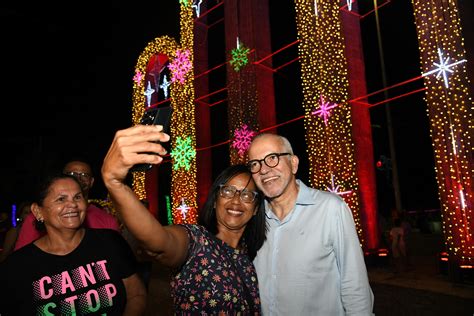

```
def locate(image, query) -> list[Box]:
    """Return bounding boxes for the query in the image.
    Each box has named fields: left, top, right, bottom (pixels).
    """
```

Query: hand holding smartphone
left=130, top=106, right=173, bottom=172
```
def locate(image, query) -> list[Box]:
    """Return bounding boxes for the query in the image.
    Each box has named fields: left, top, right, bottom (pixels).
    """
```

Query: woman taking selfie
left=101, top=125, right=266, bottom=314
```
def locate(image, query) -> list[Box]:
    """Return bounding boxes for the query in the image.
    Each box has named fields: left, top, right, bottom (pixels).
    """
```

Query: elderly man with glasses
left=14, top=159, right=119, bottom=250
left=247, top=133, right=374, bottom=316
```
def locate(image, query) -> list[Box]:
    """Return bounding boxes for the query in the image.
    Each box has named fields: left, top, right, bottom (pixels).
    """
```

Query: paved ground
left=143, top=231, right=474, bottom=315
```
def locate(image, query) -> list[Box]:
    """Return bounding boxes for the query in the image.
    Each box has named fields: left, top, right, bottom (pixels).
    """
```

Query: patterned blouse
left=170, top=224, right=261, bottom=315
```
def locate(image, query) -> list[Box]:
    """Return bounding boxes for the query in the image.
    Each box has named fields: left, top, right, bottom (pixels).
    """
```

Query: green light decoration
left=165, top=195, right=173, bottom=225
left=170, top=136, right=196, bottom=171
left=179, top=0, right=189, bottom=6
left=230, top=37, right=250, bottom=71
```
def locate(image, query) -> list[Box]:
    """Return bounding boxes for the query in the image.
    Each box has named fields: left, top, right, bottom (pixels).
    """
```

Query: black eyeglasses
left=247, top=152, right=291, bottom=174
left=219, top=185, right=259, bottom=203
left=65, top=171, right=92, bottom=180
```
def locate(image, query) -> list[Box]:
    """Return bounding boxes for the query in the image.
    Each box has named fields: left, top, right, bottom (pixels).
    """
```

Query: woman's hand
left=102, top=125, right=170, bottom=188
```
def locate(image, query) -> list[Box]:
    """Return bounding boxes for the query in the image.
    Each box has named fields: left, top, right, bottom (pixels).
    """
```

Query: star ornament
left=160, top=74, right=171, bottom=99
left=168, top=49, right=192, bottom=84
left=192, top=0, right=203, bottom=17
left=346, top=0, right=353, bottom=11
left=231, top=124, right=256, bottom=156
left=312, top=95, right=339, bottom=126
left=144, top=81, right=155, bottom=107
left=133, top=70, right=143, bottom=85
left=422, top=48, right=467, bottom=88
left=326, top=174, right=352, bottom=196
left=177, top=198, right=191, bottom=220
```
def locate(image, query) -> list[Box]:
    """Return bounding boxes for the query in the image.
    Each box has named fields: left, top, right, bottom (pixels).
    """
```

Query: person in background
left=101, top=125, right=266, bottom=314
left=15, top=158, right=119, bottom=250
left=247, top=132, right=374, bottom=315
left=0, top=173, right=146, bottom=315
left=390, top=217, right=407, bottom=273
left=0, top=201, right=31, bottom=262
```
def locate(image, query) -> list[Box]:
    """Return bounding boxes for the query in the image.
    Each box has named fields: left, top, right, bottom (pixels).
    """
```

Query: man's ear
left=291, top=154, right=299, bottom=175
left=90, top=176, right=95, bottom=188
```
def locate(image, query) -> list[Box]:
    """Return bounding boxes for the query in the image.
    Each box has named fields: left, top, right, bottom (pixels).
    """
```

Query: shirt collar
left=264, top=179, right=316, bottom=219
left=294, top=179, right=317, bottom=206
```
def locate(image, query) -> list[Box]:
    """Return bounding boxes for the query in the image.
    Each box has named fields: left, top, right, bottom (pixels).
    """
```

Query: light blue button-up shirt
left=254, top=180, right=374, bottom=315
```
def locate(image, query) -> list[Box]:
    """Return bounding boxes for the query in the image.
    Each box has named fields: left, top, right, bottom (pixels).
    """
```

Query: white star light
left=326, top=174, right=352, bottom=196
left=177, top=198, right=191, bottom=220
left=346, top=0, right=353, bottom=11
left=422, top=48, right=467, bottom=88
left=144, top=81, right=155, bottom=107
left=314, top=0, right=318, bottom=16
left=160, top=75, right=171, bottom=99
left=459, top=189, right=466, bottom=209
left=192, top=0, right=203, bottom=17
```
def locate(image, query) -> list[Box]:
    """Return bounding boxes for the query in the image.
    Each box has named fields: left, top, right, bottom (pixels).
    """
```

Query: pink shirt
left=14, top=204, right=120, bottom=250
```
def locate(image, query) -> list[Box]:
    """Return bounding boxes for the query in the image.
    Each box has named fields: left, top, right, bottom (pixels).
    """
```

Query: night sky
left=0, top=1, right=461, bottom=217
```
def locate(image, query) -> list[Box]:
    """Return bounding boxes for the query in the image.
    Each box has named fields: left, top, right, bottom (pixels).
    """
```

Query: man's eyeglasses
left=247, top=152, right=291, bottom=174
left=219, top=185, right=259, bottom=203
left=65, top=171, right=92, bottom=180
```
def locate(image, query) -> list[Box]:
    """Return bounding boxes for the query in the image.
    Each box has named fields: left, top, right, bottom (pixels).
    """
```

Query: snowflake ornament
left=231, top=124, right=256, bottom=156
left=312, top=95, right=339, bottom=126
left=171, top=136, right=196, bottom=171
left=229, top=37, right=250, bottom=72
left=168, top=49, right=192, bottom=84
left=133, top=70, right=143, bottom=85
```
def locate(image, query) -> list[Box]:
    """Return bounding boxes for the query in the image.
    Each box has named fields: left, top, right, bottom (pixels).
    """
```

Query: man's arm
left=333, top=198, right=374, bottom=315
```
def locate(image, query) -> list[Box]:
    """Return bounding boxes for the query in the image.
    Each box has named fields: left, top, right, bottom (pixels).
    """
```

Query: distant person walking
left=390, top=218, right=407, bottom=273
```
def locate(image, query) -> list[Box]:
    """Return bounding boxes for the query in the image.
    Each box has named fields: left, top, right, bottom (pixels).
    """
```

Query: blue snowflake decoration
left=170, top=136, right=196, bottom=171
left=231, top=124, right=256, bottom=156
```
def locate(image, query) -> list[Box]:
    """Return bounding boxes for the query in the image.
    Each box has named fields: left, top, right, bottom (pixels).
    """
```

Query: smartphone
left=130, top=106, right=173, bottom=172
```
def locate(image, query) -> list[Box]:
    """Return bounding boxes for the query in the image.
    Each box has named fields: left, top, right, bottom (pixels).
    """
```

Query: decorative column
left=341, top=4, right=380, bottom=250
left=294, top=0, right=364, bottom=245
left=224, top=0, right=276, bottom=164
left=412, top=0, right=473, bottom=265
left=194, top=2, right=212, bottom=209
